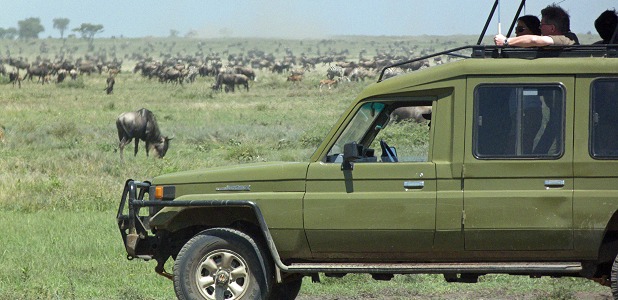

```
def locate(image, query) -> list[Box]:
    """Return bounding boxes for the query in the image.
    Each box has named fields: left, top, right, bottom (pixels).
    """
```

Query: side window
left=371, top=105, right=431, bottom=162
left=474, top=85, right=564, bottom=159
left=590, top=79, right=618, bottom=158
left=325, top=101, right=432, bottom=163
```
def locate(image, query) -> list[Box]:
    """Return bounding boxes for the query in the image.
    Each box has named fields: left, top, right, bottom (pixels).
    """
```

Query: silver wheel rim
left=195, top=249, right=250, bottom=300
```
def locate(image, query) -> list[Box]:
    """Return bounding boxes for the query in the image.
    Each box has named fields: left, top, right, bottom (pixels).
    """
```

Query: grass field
left=0, top=35, right=612, bottom=299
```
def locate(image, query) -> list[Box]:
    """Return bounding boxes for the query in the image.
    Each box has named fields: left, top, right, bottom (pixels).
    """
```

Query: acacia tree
left=53, top=18, right=70, bottom=39
left=17, top=17, right=44, bottom=39
left=72, top=23, right=104, bottom=49
left=72, top=23, right=104, bottom=41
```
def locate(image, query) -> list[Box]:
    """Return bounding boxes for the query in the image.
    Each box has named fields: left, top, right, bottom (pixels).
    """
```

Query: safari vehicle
left=117, top=1, right=618, bottom=299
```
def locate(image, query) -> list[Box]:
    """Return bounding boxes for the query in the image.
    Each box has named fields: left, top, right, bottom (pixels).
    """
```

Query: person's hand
left=494, top=34, right=507, bottom=46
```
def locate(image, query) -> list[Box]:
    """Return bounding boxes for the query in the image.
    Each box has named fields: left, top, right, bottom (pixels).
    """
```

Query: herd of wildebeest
left=1, top=38, right=452, bottom=159
left=0, top=38, right=454, bottom=91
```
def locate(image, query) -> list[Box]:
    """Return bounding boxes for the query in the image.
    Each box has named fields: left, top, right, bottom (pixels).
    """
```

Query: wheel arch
left=151, top=201, right=287, bottom=274
left=593, top=210, right=618, bottom=278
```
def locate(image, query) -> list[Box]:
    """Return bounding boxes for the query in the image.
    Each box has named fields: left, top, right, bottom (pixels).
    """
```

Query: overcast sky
left=2, top=1, right=616, bottom=39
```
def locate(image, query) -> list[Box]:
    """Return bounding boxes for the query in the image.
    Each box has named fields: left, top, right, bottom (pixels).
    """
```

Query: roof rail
left=377, top=44, right=618, bottom=82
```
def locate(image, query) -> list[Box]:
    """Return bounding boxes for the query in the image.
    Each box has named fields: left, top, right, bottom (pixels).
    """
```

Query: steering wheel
left=380, top=140, right=398, bottom=162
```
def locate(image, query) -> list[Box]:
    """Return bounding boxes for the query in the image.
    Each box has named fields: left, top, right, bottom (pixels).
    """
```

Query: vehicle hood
left=151, top=161, right=310, bottom=194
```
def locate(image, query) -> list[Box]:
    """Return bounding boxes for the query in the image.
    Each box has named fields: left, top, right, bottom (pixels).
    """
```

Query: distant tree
left=185, top=30, right=198, bottom=38
left=5, top=28, right=17, bottom=39
left=17, top=17, right=45, bottom=39
left=72, top=23, right=104, bottom=41
left=53, top=18, right=70, bottom=39
left=169, top=29, right=179, bottom=38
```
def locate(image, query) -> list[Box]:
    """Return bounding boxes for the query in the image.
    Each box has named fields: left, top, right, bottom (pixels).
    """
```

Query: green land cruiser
left=117, top=4, right=618, bottom=300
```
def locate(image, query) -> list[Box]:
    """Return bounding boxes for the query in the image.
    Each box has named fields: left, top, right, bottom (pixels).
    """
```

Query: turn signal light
left=155, top=186, right=164, bottom=200
left=149, top=185, right=176, bottom=200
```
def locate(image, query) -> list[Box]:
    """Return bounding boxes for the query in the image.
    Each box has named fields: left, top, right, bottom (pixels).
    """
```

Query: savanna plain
left=0, top=34, right=612, bottom=299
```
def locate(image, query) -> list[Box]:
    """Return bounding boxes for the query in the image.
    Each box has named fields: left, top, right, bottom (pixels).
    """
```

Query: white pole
left=498, top=0, right=502, bottom=35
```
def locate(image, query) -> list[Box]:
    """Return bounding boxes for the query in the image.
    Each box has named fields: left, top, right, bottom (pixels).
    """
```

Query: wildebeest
left=234, top=66, right=256, bottom=81
left=69, top=69, right=78, bottom=80
left=390, top=106, right=432, bottom=123
left=287, top=74, right=303, bottom=82
left=56, top=69, right=67, bottom=83
left=116, top=108, right=172, bottom=161
left=26, top=65, right=49, bottom=84
left=105, top=76, right=115, bottom=94
left=9, top=71, right=22, bottom=88
left=212, top=73, right=249, bottom=92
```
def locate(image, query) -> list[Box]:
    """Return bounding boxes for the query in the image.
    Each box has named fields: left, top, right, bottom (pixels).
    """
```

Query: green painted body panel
left=305, top=162, right=436, bottom=254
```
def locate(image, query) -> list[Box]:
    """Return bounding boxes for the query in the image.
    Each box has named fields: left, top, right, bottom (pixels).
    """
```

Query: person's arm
left=494, top=34, right=554, bottom=47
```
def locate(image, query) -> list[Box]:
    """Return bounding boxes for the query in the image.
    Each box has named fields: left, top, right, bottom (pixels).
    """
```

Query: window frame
left=472, top=83, right=566, bottom=160
left=589, top=77, right=618, bottom=159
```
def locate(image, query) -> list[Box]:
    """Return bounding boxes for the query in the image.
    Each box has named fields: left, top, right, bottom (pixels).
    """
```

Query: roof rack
left=377, top=44, right=618, bottom=82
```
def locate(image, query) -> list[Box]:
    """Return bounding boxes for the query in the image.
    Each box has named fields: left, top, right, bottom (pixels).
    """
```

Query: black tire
left=612, top=254, right=618, bottom=299
left=174, top=228, right=268, bottom=300
left=268, top=278, right=303, bottom=300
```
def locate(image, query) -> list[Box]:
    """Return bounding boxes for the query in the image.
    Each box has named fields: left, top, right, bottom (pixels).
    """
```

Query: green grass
left=0, top=212, right=608, bottom=299
left=0, top=35, right=611, bottom=299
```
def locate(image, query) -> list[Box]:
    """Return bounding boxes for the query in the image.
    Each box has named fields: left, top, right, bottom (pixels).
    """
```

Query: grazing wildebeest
left=116, top=108, right=172, bottom=161
left=105, top=76, right=115, bottom=94
left=233, top=74, right=250, bottom=91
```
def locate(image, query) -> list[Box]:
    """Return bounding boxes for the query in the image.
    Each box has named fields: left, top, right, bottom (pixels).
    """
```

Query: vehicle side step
left=281, top=262, right=582, bottom=274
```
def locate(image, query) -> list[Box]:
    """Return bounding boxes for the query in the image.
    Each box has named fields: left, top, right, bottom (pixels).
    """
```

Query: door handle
left=404, top=181, right=424, bottom=189
left=544, top=179, right=565, bottom=188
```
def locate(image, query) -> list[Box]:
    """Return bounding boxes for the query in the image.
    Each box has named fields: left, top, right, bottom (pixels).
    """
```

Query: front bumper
left=116, top=179, right=155, bottom=260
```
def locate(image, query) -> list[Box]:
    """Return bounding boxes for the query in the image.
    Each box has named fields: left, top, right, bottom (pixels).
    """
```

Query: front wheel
left=174, top=229, right=268, bottom=300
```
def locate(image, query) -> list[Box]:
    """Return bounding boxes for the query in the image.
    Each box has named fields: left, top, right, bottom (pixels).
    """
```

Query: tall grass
left=0, top=35, right=610, bottom=299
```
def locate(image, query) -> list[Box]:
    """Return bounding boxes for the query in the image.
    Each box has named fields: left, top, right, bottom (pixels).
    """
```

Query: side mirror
left=342, top=142, right=361, bottom=170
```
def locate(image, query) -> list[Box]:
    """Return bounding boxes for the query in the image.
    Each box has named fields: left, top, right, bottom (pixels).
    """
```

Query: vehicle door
left=463, top=77, right=574, bottom=252
left=304, top=99, right=437, bottom=256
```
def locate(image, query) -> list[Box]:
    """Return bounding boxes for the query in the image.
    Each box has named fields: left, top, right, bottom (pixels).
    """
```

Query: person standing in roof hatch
left=593, top=9, right=618, bottom=44
left=494, top=4, right=579, bottom=47
left=515, top=15, right=541, bottom=36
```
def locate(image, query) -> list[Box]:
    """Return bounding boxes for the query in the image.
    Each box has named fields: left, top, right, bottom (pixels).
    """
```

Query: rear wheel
left=174, top=229, right=268, bottom=300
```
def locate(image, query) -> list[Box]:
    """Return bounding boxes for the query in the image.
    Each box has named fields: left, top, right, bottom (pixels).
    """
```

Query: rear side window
left=590, top=78, right=618, bottom=158
left=473, top=85, right=564, bottom=159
